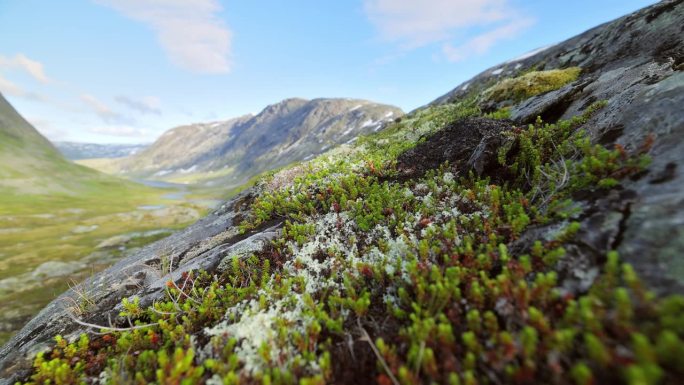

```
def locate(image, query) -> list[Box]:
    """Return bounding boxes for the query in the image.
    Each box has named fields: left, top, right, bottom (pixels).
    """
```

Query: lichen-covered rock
left=482, top=67, right=582, bottom=105
left=433, top=0, right=684, bottom=293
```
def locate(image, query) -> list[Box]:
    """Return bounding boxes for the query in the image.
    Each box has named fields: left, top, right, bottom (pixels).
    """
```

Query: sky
left=0, top=0, right=657, bottom=144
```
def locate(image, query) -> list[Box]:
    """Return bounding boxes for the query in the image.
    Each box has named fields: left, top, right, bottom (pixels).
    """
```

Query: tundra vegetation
left=15, top=68, right=684, bottom=385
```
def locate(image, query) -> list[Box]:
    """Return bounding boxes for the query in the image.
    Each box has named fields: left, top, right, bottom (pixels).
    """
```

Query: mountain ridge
left=85, top=97, right=402, bottom=185
left=54, top=142, right=148, bottom=160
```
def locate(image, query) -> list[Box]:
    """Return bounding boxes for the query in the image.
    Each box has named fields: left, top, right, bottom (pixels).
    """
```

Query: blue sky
left=0, top=0, right=656, bottom=144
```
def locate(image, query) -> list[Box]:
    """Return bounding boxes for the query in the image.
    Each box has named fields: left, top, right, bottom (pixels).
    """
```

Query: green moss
left=484, top=106, right=512, bottom=120
left=482, top=67, right=582, bottom=103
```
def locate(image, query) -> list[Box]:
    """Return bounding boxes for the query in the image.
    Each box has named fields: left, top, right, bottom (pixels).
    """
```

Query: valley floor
left=0, top=181, right=229, bottom=345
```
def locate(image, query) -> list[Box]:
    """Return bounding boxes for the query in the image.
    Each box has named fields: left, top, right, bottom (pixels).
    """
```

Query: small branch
left=414, top=341, right=425, bottom=378
left=65, top=311, right=158, bottom=332
left=170, top=274, right=201, bottom=304
left=357, top=318, right=400, bottom=385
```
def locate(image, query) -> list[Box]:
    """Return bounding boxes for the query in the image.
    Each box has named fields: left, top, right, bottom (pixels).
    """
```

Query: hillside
left=54, top=142, right=147, bottom=160
left=2, top=2, right=684, bottom=385
left=0, top=94, right=151, bottom=199
left=0, top=93, right=80, bottom=195
left=84, top=98, right=402, bottom=185
left=0, top=94, right=61, bottom=159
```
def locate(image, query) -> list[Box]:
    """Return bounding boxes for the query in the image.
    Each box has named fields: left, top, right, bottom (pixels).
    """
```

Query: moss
left=484, top=106, right=511, bottom=120
left=482, top=67, right=582, bottom=103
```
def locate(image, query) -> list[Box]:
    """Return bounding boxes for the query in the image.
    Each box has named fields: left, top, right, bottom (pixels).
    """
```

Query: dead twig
left=356, top=318, right=400, bottom=385
left=65, top=311, right=158, bottom=332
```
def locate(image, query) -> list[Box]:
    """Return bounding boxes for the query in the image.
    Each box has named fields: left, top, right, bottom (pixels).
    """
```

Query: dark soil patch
left=395, top=117, right=513, bottom=180
left=329, top=292, right=402, bottom=384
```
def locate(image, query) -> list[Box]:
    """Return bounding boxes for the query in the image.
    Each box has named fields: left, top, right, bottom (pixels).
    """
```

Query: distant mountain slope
left=93, top=98, right=402, bottom=185
left=0, top=93, right=152, bottom=198
left=0, top=93, right=85, bottom=195
left=0, top=93, right=66, bottom=173
left=54, top=142, right=148, bottom=160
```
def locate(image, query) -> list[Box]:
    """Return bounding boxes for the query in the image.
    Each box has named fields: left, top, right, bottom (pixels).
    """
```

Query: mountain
left=0, top=94, right=69, bottom=188
left=4, top=2, right=684, bottom=384
left=0, top=94, right=102, bottom=196
left=54, top=142, right=148, bottom=160
left=0, top=94, right=159, bottom=199
left=87, top=98, right=402, bottom=185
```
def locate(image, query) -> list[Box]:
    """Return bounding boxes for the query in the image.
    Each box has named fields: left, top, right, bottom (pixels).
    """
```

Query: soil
left=395, top=117, right=513, bottom=180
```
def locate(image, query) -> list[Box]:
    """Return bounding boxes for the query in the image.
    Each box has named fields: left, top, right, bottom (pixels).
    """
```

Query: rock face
left=96, top=98, right=402, bottom=186
left=431, top=0, right=684, bottom=294
left=1, top=1, right=683, bottom=383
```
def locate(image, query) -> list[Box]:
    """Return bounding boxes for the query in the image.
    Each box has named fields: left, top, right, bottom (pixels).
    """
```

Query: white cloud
left=0, top=54, right=52, bottom=101
left=0, top=74, right=47, bottom=101
left=442, top=18, right=535, bottom=62
left=115, top=95, right=161, bottom=115
left=0, top=75, right=25, bottom=97
left=0, top=53, right=52, bottom=83
left=87, top=124, right=149, bottom=138
left=363, top=0, right=533, bottom=60
left=94, top=0, right=231, bottom=74
left=80, top=93, right=129, bottom=123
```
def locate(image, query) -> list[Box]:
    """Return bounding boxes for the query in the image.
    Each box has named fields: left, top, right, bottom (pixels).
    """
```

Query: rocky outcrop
left=396, top=117, right=512, bottom=179
left=432, top=0, right=684, bottom=294
left=1, top=1, right=683, bottom=383
left=93, top=98, right=403, bottom=187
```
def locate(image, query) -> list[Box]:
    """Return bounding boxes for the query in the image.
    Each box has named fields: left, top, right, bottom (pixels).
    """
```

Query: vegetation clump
left=482, top=67, right=582, bottom=103
left=14, top=95, right=684, bottom=385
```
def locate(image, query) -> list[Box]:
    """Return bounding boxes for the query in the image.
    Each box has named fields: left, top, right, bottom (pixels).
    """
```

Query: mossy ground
left=14, top=78, right=684, bottom=385
left=481, top=67, right=582, bottom=104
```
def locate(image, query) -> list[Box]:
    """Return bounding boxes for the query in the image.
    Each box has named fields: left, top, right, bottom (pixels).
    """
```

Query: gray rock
left=509, top=78, right=593, bottom=123
left=30, top=261, right=86, bottom=279
left=432, top=0, right=684, bottom=293
left=216, top=231, right=281, bottom=273
left=71, top=225, right=98, bottom=234
left=95, top=234, right=132, bottom=249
